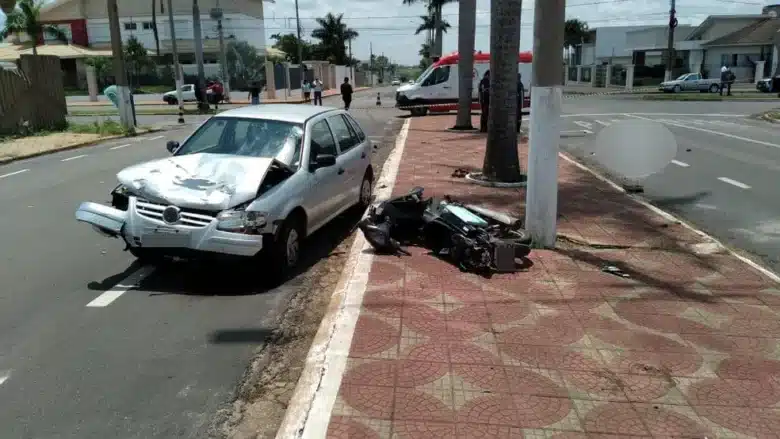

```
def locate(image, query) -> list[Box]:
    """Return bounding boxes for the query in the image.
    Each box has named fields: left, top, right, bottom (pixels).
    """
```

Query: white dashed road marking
left=594, top=119, right=610, bottom=126
left=61, top=154, right=87, bottom=162
left=86, top=266, right=154, bottom=307
left=0, top=169, right=29, bottom=179
left=717, top=177, right=751, bottom=190
left=573, top=121, right=593, bottom=130
left=147, top=135, right=165, bottom=141
left=110, top=143, right=132, bottom=150
left=671, top=160, right=690, bottom=167
left=0, top=371, right=9, bottom=386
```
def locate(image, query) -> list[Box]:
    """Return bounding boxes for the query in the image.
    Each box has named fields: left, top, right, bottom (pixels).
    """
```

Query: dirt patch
left=208, top=117, right=404, bottom=439
left=0, top=132, right=104, bottom=161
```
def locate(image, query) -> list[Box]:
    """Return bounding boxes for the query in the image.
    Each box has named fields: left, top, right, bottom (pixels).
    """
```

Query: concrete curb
left=274, top=118, right=411, bottom=439
left=0, top=127, right=166, bottom=165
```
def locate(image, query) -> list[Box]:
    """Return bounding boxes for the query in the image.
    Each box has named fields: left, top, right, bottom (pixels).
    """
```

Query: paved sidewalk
left=320, top=114, right=780, bottom=439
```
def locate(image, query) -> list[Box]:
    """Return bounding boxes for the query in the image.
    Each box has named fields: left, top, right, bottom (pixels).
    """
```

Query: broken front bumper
left=75, top=200, right=264, bottom=257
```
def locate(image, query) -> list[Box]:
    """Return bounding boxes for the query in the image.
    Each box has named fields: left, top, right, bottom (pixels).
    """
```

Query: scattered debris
left=358, top=187, right=532, bottom=274
left=623, top=183, right=644, bottom=194
left=451, top=168, right=469, bottom=178
left=601, top=264, right=631, bottom=278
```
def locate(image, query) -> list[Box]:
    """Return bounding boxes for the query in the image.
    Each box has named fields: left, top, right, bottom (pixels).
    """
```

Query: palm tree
left=1, top=0, right=18, bottom=14
left=414, top=10, right=450, bottom=57
left=151, top=0, right=160, bottom=56
left=403, top=0, right=454, bottom=58
left=311, top=13, right=359, bottom=65
left=564, top=19, right=589, bottom=65
left=0, top=0, right=67, bottom=55
left=482, top=0, right=524, bottom=183
left=452, top=0, right=476, bottom=130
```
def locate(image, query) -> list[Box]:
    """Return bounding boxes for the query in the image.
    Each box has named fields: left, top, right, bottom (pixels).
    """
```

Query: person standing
left=719, top=66, right=734, bottom=96
left=248, top=81, right=261, bottom=105
left=478, top=70, right=490, bottom=133
left=302, top=80, right=311, bottom=103
left=340, top=77, right=353, bottom=110
left=517, top=73, right=525, bottom=132
left=312, top=78, right=323, bottom=105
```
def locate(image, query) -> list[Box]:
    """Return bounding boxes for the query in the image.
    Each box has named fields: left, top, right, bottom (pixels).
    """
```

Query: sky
left=1, top=0, right=775, bottom=65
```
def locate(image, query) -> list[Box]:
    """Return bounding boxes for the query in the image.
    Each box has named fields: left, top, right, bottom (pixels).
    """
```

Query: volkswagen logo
left=161, top=206, right=181, bottom=224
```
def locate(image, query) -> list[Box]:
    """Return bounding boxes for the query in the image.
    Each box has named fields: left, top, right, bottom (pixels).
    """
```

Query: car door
left=329, top=114, right=367, bottom=207
left=420, top=65, right=453, bottom=104
left=304, top=118, right=344, bottom=229
left=182, top=85, right=195, bottom=101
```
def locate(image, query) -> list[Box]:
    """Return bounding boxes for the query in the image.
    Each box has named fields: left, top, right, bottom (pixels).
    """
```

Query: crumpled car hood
left=117, top=153, right=275, bottom=211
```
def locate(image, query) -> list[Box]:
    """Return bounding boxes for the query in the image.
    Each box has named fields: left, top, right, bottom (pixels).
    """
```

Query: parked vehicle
left=75, top=104, right=375, bottom=277
left=395, top=51, right=533, bottom=116
left=391, top=79, right=401, bottom=86
left=757, top=75, right=780, bottom=93
left=162, top=84, right=196, bottom=105
left=658, top=73, right=721, bottom=93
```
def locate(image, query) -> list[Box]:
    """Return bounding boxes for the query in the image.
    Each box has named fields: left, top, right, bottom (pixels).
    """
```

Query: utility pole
left=294, top=0, right=304, bottom=99
left=665, top=0, right=677, bottom=81
left=107, top=0, right=134, bottom=131
left=166, top=0, right=184, bottom=111
left=192, top=0, right=207, bottom=108
left=213, top=0, right=231, bottom=102
left=348, top=39, right=353, bottom=83
left=525, top=0, right=565, bottom=248
left=369, top=42, right=374, bottom=85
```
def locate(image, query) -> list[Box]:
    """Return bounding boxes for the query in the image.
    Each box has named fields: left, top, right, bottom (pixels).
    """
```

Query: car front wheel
left=673, top=85, right=681, bottom=93
left=709, top=84, right=720, bottom=93
left=269, top=214, right=304, bottom=281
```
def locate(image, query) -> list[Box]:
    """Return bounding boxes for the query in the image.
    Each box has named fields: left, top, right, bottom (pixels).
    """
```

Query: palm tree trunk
left=482, top=0, right=523, bottom=182
left=32, top=44, right=38, bottom=56
left=453, top=0, right=476, bottom=129
left=433, top=3, right=444, bottom=58
left=152, top=0, right=160, bottom=55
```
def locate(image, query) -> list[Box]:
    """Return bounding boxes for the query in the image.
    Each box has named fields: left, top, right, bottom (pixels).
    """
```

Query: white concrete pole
left=525, top=0, right=565, bottom=248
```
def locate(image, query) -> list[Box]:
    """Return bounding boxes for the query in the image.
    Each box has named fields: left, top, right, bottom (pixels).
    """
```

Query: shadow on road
left=208, top=328, right=275, bottom=344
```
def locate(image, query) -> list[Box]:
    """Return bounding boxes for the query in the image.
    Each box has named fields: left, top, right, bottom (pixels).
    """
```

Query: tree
left=226, top=40, right=265, bottom=87
left=414, top=10, right=450, bottom=57
left=452, top=0, right=477, bottom=130
left=150, top=0, right=160, bottom=56
left=564, top=19, right=589, bottom=64
left=482, top=0, right=524, bottom=183
left=0, top=0, right=66, bottom=55
left=418, top=42, right=432, bottom=69
left=311, top=13, right=358, bottom=65
left=84, top=56, right=112, bottom=88
left=403, top=0, right=455, bottom=58
left=124, top=36, right=154, bottom=87
left=270, top=33, right=314, bottom=64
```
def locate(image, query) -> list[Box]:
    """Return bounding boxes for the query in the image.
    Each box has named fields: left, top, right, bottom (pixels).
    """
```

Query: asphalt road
left=0, top=87, right=402, bottom=438
left=558, top=98, right=780, bottom=274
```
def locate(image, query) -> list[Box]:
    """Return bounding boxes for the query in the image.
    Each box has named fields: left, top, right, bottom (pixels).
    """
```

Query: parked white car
left=391, top=79, right=401, bottom=86
left=658, top=73, right=721, bottom=93
left=75, top=104, right=374, bottom=278
left=162, top=84, right=196, bottom=104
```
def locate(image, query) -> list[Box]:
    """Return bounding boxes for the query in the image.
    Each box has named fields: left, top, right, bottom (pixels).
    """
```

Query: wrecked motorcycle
left=358, top=187, right=532, bottom=274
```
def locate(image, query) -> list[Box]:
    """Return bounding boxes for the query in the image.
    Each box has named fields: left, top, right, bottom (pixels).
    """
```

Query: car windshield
left=414, top=65, right=435, bottom=83
left=675, top=74, right=689, bottom=81
left=175, top=117, right=304, bottom=167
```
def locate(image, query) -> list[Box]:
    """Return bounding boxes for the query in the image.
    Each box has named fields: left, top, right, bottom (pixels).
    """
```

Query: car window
left=181, top=118, right=226, bottom=154
left=309, top=120, right=337, bottom=157
left=328, top=115, right=360, bottom=154
left=344, top=114, right=366, bottom=143
left=423, top=66, right=450, bottom=86
left=174, top=117, right=303, bottom=160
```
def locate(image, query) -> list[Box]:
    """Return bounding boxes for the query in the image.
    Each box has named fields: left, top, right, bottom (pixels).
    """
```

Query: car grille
left=135, top=199, right=217, bottom=228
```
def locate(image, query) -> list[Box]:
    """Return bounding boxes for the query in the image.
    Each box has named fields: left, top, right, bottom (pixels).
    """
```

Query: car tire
left=709, top=84, right=719, bottom=93
left=673, top=85, right=681, bottom=93
left=129, top=247, right=168, bottom=265
left=270, top=213, right=304, bottom=281
left=410, top=107, right=428, bottom=117
left=358, top=170, right=373, bottom=209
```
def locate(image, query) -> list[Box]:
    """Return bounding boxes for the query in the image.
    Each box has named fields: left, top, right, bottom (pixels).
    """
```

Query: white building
left=37, top=0, right=272, bottom=77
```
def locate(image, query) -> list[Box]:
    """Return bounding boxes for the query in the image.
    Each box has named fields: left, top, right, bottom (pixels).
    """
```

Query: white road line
left=671, top=159, right=690, bottom=167
left=624, top=114, right=780, bottom=150
left=561, top=112, right=748, bottom=118
left=86, top=266, right=154, bottom=307
left=0, top=169, right=29, bottom=179
left=0, top=371, right=9, bottom=386
left=147, top=135, right=164, bottom=141
left=573, top=121, right=593, bottom=130
left=61, top=154, right=87, bottom=162
left=717, top=177, right=751, bottom=189
left=110, top=143, right=132, bottom=150
left=593, top=119, right=610, bottom=126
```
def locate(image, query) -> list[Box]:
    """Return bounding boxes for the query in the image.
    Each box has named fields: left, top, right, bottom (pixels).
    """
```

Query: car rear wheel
left=358, top=171, right=373, bottom=209
left=709, top=84, right=719, bottom=93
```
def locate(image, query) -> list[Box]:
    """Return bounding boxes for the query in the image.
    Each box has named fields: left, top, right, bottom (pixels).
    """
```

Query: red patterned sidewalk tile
left=319, top=115, right=780, bottom=439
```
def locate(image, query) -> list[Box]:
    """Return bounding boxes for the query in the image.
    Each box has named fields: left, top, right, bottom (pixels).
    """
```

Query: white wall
left=625, top=25, right=695, bottom=50
left=594, top=26, right=655, bottom=60
left=704, top=45, right=765, bottom=81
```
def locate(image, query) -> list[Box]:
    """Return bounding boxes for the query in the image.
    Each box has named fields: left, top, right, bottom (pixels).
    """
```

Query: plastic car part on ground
left=358, top=187, right=532, bottom=274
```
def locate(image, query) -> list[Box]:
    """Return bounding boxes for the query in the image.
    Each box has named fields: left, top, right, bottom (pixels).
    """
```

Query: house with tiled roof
left=626, top=4, right=780, bottom=82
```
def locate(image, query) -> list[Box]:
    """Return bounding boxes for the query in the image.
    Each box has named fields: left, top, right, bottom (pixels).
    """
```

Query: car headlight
left=216, top=209, right=267, bottom=233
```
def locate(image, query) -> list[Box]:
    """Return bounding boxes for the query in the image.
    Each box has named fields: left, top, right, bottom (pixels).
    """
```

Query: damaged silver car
left=75, top=104, right=374, bottom=276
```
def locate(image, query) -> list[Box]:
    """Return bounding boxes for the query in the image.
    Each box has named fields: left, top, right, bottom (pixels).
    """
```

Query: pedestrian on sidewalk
left=517, top=72, right=525, bottom=132
left=248, top=81, right=261, bottom=105
left=302, top=80, right=311, bottom=103
left=479, top=70, right=490, bottom=133
left=719, top=66, right=734, bottom=96
left=312, top=78, right=323, bottom=105
left=340, top=77, right=353, bottom=110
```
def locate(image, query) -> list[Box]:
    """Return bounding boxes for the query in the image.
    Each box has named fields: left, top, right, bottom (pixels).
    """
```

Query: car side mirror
left=312, top=154, right=336, bottom=169
left=166, top=140, right=179, bottom=153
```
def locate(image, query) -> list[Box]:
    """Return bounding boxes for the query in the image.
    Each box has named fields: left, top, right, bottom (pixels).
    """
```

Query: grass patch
left=66, top=119, right=128, bottom=136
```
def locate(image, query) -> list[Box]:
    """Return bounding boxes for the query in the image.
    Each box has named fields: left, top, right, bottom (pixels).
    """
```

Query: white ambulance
left=395, top=51, right=533, bottom=116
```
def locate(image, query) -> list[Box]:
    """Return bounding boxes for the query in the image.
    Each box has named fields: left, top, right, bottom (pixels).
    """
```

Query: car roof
left=216, top=104, right=342, bottom=124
